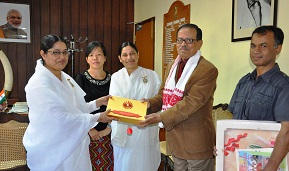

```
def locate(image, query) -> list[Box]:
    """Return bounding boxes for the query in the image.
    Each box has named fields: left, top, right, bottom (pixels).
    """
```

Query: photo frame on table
left=216, top=119, right=288, bottom=171
left=231, top=0, right=278, bottom=42
left=0, top=2, right=31, bottom=43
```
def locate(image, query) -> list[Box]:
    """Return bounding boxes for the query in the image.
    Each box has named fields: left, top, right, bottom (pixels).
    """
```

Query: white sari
left=109, top=66, right=161, bottom=171
left=23, top=59, right=100, bottom=171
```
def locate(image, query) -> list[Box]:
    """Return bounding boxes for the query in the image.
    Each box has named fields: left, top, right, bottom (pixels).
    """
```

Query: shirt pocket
left=232, top=96, right=244, bottom=118
left=248, top=92, right=273, bottom=120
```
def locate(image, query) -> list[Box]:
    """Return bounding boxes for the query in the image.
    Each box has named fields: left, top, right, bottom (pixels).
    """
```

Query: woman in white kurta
left=109, top=42, right=161, bottom=171
left=23, top=34, right=114, bottom=171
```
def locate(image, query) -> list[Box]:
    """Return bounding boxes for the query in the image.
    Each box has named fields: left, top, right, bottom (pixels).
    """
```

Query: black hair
left=176, top=23, right=202, bottom=40
left=40, top=34, right=66, bottom=53
left=252, top=25, right=284, bottom=46
left=40, top=34, right=66, bottom=65
left=118, top=42, right=138, bottom=56
left=85, top=41, right=107, bottom=57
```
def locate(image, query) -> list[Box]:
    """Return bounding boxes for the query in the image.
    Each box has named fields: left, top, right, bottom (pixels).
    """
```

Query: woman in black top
left=75, top=41, right=113, bottom=171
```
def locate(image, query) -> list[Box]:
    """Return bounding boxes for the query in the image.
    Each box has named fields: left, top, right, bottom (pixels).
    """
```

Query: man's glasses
left=176, top=38, right=198, bottom=44
left=48, top=50, right=70, bottom=56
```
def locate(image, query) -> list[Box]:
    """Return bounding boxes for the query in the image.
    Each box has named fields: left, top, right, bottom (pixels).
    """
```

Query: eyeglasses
left=47, top=50, right=70, bottom=56
left=176, top=38, right=198, bottom=44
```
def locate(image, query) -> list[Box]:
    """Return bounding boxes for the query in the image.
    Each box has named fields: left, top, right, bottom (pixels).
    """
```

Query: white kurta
left=109, top=66, right=161, bottom=171
left=23, top=59, right=100, bottom=171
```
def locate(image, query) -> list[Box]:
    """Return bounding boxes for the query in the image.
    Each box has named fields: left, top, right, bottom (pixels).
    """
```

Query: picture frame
left=231, top=0, right=278, bottom=42
left=0, top=2, right=31, bottom=43
left=216, top=119, right=289, bottom=171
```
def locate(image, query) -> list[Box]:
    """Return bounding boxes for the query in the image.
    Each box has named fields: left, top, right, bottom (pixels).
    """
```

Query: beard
left=8, top=21, right=21, bottom=29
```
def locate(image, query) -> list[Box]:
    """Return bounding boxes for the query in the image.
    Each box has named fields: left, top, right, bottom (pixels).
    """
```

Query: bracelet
left=107, top=123, right=111, bottom=128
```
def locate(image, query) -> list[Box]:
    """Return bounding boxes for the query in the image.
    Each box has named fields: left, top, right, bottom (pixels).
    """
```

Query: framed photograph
left=0, top=2, right=31, bottom=43
left=236, top=148, right=287, bottom=171
left=231, top=0, right=278, bottom=42
left=216, top=119, right=289, bottom=171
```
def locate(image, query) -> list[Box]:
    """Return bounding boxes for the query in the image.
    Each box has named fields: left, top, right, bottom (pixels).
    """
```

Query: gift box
left=107, top=96, right=148, bottom=125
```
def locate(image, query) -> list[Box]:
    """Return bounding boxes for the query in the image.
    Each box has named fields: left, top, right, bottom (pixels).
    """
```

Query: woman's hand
left=89, top=128, right=102, bottom=141
left=140, top=98, right=150, bottom=109
left=98, top=109, right=117, bottom=123
left=99, top=127, right=112, bottom=137
left=89, top=127, right=111, bottom=141
left=96, top=95, right=112, bottom=107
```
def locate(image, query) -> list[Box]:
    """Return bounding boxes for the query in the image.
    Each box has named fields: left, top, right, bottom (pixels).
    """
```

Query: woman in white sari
left=110, top=42, right=161, bottom=171
left=23, top=34, right=115, bottom=171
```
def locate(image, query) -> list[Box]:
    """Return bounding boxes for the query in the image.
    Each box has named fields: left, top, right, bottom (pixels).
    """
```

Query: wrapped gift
left=107, top=96, right=148, bottom=124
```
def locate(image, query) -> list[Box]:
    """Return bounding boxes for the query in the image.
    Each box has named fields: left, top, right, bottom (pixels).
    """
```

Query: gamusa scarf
left=161, top=50, right=201, bottom=112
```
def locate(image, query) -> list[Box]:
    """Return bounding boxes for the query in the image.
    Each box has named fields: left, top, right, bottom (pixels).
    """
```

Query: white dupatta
left=161, top=50, right=201, bottom=112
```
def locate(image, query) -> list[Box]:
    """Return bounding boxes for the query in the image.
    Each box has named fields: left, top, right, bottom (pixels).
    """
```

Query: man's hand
left=213, top=146, right=217, bottom=157
left=263, top=121, right=289, bottom=171
left=96, top=95, right=112, bottom=107
left=98, top=109, right=117, bottom=123
left=138, top=113, right=161, bottom=127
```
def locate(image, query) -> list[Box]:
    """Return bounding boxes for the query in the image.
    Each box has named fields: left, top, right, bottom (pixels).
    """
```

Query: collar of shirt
left=179, top=58, right=189, bottom=65
left=249, top=63, right=280, bottom=82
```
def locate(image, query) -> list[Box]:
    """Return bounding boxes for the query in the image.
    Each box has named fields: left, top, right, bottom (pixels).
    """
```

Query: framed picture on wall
left=0, top=2, right=31, bottom=43
left=231, top=0, right=278, bottom=42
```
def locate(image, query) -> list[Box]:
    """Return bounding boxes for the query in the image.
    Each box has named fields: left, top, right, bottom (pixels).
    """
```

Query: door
left=135, top=17, right=155, bottom=70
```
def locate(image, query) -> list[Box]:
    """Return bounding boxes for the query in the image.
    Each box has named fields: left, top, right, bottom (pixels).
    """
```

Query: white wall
left=135, top=0, right=289, bottom=105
